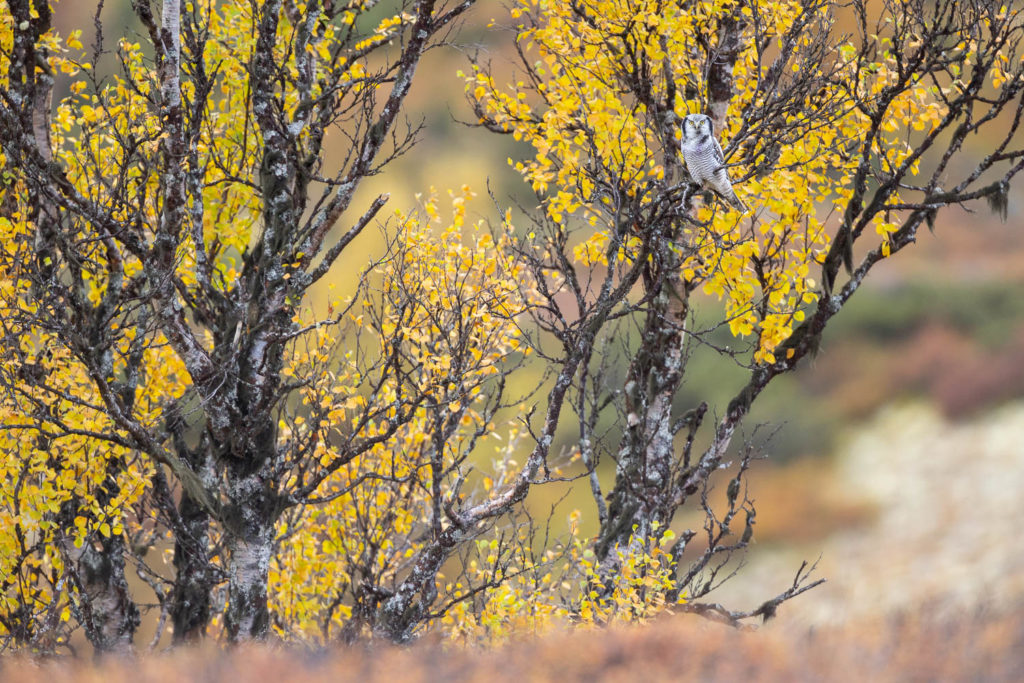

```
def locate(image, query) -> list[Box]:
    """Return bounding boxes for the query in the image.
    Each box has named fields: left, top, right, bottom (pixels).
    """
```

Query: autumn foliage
left=1, top=0, right=1023, bottom=657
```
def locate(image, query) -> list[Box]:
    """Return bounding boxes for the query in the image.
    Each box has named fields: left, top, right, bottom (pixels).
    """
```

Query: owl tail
left=726, top=191, right=747, bottom=214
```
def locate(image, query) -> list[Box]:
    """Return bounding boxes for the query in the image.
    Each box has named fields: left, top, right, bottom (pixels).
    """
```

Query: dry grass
left=3, top=607, right=1021, bottom=682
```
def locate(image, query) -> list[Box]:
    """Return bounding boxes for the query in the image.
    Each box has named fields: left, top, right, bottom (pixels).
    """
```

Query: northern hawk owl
left=680, top=113, right=747, bottom=213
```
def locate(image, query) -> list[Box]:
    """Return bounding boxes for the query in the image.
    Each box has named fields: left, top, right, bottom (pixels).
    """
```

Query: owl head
left=682, top=113, right=714, bottom=139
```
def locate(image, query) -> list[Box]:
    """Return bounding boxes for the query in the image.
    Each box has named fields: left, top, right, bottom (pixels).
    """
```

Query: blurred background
left=52, top=0, right=1024, bottom=640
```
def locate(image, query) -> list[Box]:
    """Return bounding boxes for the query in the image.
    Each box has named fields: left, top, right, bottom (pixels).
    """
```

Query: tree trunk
left=222, top=469, right=277, bottom=642
left=596, top=266, right=689, bottom=562
left=78, top=537, right=140, bottom=656
left=373, top=536, right=450, bottom=643
left=170, top=491, right=214, bottom=643
left=57, top=453, right=141, bottom=656
left=596, top=7, right=743, bottom=567
left=61, top=528, right=140, bottom=656
left=224, top=531, right=273, bottom=641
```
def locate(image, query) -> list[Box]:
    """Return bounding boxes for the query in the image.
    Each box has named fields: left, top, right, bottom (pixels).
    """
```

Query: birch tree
left=2, top=0, right=1023, bottom=655
left=467, top=0, right=1024, bottom=623
left=0, top=0, right=477, bottom=649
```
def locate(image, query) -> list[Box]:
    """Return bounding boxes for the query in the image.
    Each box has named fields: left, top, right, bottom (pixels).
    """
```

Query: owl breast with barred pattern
left=679, top=114, right=747, bottom=213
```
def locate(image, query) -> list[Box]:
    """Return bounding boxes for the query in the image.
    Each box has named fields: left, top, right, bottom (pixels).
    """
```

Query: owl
left=680, top=114, right=747, bottom=213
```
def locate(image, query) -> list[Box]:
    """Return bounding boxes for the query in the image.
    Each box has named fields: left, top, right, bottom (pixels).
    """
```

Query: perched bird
left=680, top=113, right=747, bottom=213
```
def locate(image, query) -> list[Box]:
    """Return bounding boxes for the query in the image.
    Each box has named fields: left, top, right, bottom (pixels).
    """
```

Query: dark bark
left=64, top=534, right=141, bottom=656
left=57, top=459, right=141, bottom=656
left=596, top=271, right=689, bottom=560
left=169, top=491, right=214, bottom=643
left=373, top=538, right=450, bottom=643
